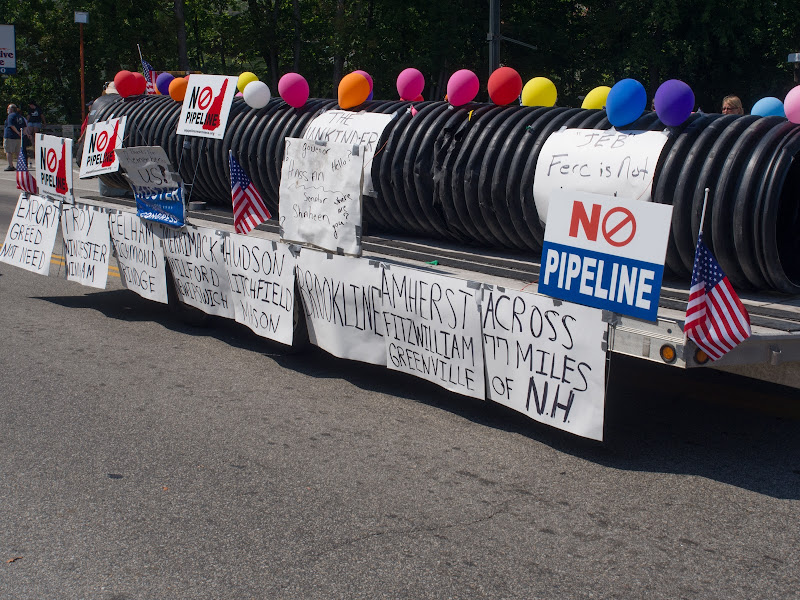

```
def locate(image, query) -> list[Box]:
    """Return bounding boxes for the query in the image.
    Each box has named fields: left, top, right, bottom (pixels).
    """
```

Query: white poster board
left=36, top=134, right=74, bottom=203
left=108, top=212, right=168, bottom=304
left=381, top=265, right=485, bottom=399
left=302, top=109, right=394, bottom=196
left=295, top=249, right=385, bottom=365
left=223, top=233, right=297, bottom=346
left=176, top=74, right=237, bottom=140
left=61, top=203, right=111, bottom=289
left=160, top=225, right=234, bottom=318
left=0, top=194, right=60, bottom=275
left=533, top=129, right=669, bottom=223
left=482, top=286, right=607, bottom=441
left=279, top=138, right=364, bottom=256
left=79, top=116, right=127, bottom=178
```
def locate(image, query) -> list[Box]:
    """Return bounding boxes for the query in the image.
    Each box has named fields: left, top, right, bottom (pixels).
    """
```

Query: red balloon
left=114, top=70, right=137, bottom=98
left=130, top=72, right=147, bottom=95
left=487, top=67, right=522, bottom=105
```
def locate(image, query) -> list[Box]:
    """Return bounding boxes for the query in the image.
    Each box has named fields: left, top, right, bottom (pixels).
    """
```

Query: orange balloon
left=338, top=72, right=370, bottom=109
left=168, top=77, right=189, bottom=101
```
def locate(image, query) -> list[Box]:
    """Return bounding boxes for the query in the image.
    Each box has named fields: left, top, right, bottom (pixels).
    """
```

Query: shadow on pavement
left=39, top=289, right=800, bottom=501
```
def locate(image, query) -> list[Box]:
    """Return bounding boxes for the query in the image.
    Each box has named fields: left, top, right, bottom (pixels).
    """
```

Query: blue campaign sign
left=537, top=191, right=673, bottom=322
left=135, top=188, right=186, bottom=228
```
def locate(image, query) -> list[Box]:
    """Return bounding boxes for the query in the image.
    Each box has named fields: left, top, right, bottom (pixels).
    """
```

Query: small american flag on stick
left=684, top=232, right=751, bottom=360
left=229, top=152, right=271, bottom=235
left=16, top=147, right=38, bottom=194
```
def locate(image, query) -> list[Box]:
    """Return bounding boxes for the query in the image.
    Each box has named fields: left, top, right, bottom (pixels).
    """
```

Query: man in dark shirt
left=4, top=103, right=24, bottom=170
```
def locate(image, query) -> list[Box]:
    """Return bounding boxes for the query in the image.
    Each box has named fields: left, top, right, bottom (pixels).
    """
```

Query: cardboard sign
left=36, top=134, right=74, bottom=203
left=0, top=194, right=60, bottom=275
left=116, top=147, right=186, bottom=228
left=279, top=138, right=364, bottom=256
left=176, top=74, right=237, bottom=139
left=482, top=286, right=607, bottom=441
left=108, top=212, right=168, bottom=304
left=295, top=249, right=385, bottom=365
left=381, top=265, right=485, bottom=399
left=61, top=203, right=111, bottom=289
left=538, top=191, right=673, bottom=321
left=533, top=129, right=669, bottom=223
left=223, top=233, right=297, bottom=346
left=161, top=225, right=234, bottom=318
left=79, top=117, right=127, bottom=178
left=302, top=109, right=395, bottom=196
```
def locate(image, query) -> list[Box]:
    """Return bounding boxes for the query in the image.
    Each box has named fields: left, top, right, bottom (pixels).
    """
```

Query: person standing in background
left=721, top=96, right=744, bottom=114
left=4, top=104, right=24, bottom=171
left=25, top=101, right=45, bottom=154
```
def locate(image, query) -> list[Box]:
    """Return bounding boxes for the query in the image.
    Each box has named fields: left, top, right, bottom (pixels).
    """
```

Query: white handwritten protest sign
left=108, top=212, right=168, bottom=304
left=223, top=233, right=297, bottom=346
left=302, top=109, right=394, bottom=196
left=482, top=287, right=607, bottom=440
left=0, top=194, right=60, bottom=275
left=36, top=134, right=74, bottom=203
left=381, top=265, right=485, bottom=399
left=176, top=74, right=237, bottom=140
left=279, top=138, right=364, bottom=256
left=533, top=129, right=669, bottom=223
left=160, top=225, right=234, bottom=318
left=79, top=116, right=127, bottom=178
left=116, top=146, right=186, bottom=228
left=61, top=203, right=111, bottom=289
left=295, top=249, right=385, bottom=365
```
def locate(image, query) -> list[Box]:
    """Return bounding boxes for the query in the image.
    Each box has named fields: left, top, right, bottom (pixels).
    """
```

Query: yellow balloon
left=582, top=85, right=612, bottom=110
left=238, top=72, right=259, bottom=93
left=521, top=77, right=557, bottom=107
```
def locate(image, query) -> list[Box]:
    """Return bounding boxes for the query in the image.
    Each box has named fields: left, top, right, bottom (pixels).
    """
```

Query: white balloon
left=243, top=80, right=271, bottom=109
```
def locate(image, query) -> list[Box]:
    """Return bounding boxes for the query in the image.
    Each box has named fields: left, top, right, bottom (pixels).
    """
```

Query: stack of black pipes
left=86, top=94, right=800, bottom=295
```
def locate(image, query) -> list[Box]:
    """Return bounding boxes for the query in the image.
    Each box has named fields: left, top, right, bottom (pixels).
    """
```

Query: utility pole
left=75, top=12, right=89, bottom=122
left=487, top=0, right=537, bottom=73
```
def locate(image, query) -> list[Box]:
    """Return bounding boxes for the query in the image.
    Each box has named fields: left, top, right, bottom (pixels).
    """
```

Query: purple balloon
left=654, top=79, right=694, bottom=126
left=156, top=72, right=175, bottom=96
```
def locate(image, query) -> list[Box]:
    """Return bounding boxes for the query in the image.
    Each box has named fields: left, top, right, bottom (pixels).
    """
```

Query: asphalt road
left=0, top=169, right=798, bottom=599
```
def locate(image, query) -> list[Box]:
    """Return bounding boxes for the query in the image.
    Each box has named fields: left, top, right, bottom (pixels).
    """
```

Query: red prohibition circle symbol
left=198, top=86, right=213, bottom=110
left=96, top=130, right=109, bottom=152
left=46, top=148, right=58, bottom=172
left=601, top=206, right=637, bottom=247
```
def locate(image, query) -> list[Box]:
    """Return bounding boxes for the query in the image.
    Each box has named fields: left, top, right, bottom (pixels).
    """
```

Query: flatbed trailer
left=82, top=193, right=800, bottom=391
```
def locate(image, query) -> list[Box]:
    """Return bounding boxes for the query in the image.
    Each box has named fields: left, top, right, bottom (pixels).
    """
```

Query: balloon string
left=364, top=139, right=389, bottom=167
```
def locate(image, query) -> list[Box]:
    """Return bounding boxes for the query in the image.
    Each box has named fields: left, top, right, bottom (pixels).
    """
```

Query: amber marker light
left=694, top=348, right=710, bottom=365
left=659, top=344, right=677, bottom=364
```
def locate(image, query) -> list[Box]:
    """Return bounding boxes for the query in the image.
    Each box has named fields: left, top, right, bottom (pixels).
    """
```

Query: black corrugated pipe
left=77, top=95, right=800, bottom=294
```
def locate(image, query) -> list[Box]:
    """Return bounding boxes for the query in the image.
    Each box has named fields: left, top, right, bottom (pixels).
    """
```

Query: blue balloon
left=654, top=79, right=694, bottom=126
left=606, top=79, right=647, bottom=127
left=751, top=96, right=785, bottom=118
left=156, top=72, right=175, bottom=96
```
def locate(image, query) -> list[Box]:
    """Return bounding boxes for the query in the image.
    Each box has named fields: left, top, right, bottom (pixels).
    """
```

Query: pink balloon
left=785, top=85, right=800, bottom=124
left=278, top=72, right=310, bottom=108
left=353, top=70, right=373, bottom=91
left=397, top=68, right=424, bottom=100
left=235, top=92, right=243, bottom=97
left=447, top=69, right=479, bottom=106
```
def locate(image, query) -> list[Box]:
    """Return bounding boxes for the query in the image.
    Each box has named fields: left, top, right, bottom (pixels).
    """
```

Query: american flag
left=16, top=146, right=38, bottom=194
left=684, top=233, right=751, bottom=360
left=229, top=152, right=271, bottom=235
left=141, top=58, right=156, bottom=94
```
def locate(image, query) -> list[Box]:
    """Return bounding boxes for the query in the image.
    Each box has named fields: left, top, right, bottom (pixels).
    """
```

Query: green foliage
left=1, top=0, right=798, bottom=122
